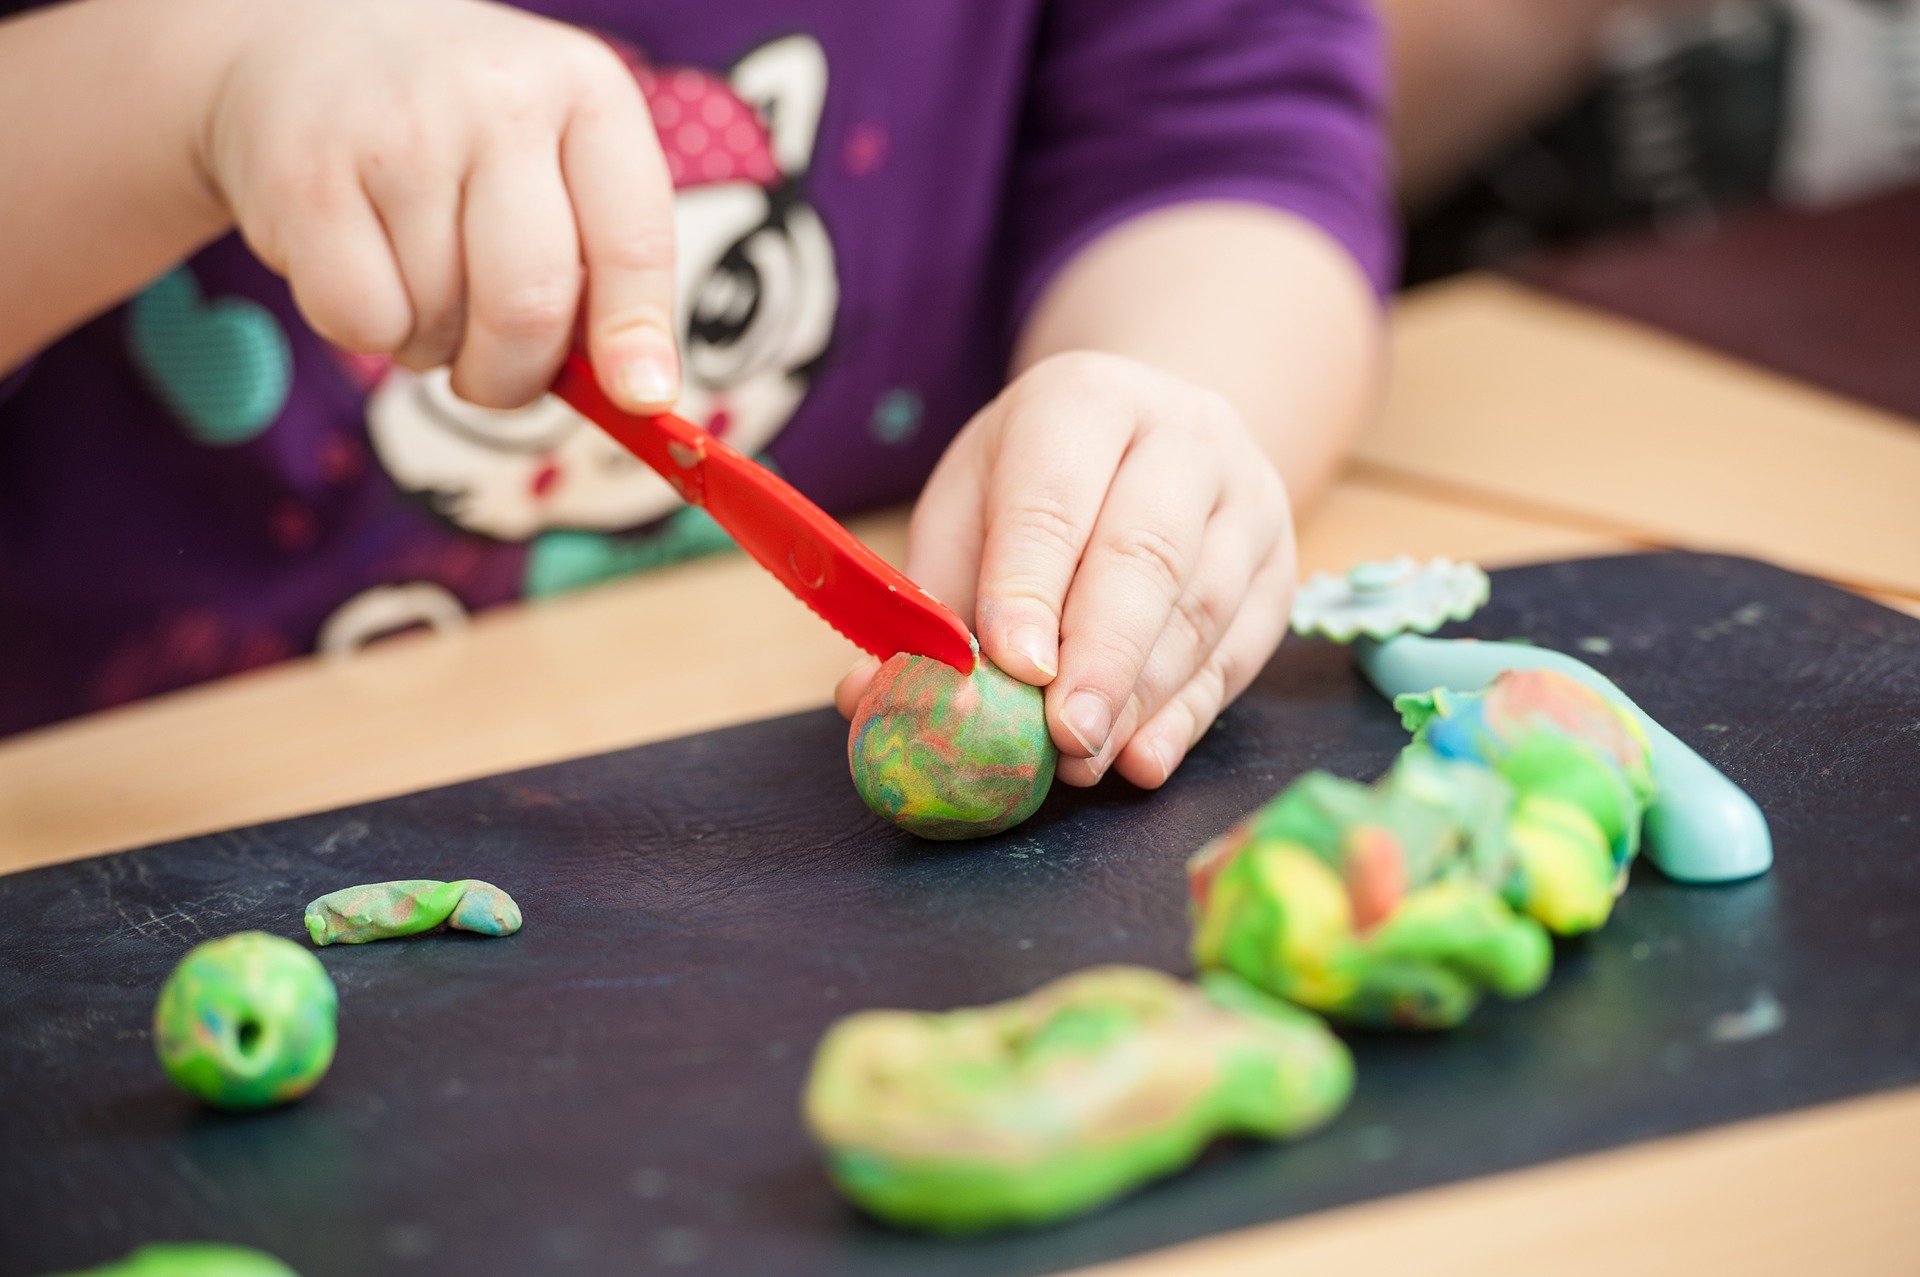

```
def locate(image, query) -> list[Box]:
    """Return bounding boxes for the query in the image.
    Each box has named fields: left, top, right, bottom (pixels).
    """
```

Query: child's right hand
left=200, top=0, right=679, bottom=412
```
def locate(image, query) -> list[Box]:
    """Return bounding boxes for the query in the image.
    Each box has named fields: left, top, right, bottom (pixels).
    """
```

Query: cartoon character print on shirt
left=363, top=34, right=838, bottom=544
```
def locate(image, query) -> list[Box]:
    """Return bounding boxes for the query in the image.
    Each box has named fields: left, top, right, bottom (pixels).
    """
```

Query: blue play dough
left=130, top=267, right=292, bottom=446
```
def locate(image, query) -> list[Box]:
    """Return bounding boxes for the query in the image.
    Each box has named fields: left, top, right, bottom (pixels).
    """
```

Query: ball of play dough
left=54, top=1243, right=300, bottom=1277
left=848, top=651, right=1057, bottom=840
left=153, top=931, right=338, bottom=1110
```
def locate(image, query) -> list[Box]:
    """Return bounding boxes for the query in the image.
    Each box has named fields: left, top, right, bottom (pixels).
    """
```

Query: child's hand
left=201, top=0, right=677, bottom=411
left=839, top=353, right=1297, bottom=789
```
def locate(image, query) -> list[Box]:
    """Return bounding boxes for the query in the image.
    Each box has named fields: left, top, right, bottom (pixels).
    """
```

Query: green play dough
left=303, top=879, right=522, bottom=946
left=804, top=965, right=1353, bottom=1232
left=153, top=932, right=337, bottom=1110
left=1188, top=748, right=1553, bottom=1029
left=847, top=650, right=1057, bottom=840
left=50, top=1243, right=299, bottom=1277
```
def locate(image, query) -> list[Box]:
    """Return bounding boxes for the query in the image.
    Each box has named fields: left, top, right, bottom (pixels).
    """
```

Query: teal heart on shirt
left=129, top=267, right=292, bottom=446
left=524, top=506, right=739, bottom=599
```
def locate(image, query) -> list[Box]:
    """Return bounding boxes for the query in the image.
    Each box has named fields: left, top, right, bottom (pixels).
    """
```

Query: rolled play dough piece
left=303, top=879, right=522, bottom=946
left=847, top=651, right=1056, bottom=839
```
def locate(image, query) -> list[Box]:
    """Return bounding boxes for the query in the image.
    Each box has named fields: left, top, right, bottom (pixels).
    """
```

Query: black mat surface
left=4, top=553, right=1919, bottom=1277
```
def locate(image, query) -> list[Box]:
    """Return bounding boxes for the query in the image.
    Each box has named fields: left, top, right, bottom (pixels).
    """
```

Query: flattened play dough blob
left=803, top=965, right=1352, bottom=1232
left=304, top=879, right=522, bottom=946
left=52, top=1243, right=299, bottom=1277
left=848, top=651, right=1056, bottom=839
left=153, top=932, right=337, bottom=1110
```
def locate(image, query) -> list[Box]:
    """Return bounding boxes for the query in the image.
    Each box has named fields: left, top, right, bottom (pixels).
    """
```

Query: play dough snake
left=303, top=879, right=522, bottom=945
left=1189, top=669, right=1657, bottom=1029
left=848, top=650, right=1057, bottom=839
left=803, top=965, right=1352, bottom=1232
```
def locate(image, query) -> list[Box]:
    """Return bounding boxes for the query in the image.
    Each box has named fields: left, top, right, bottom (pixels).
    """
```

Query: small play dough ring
left=848, top=651, right=1057, bottom=839
left=152, top=931, right=338, bottom=1110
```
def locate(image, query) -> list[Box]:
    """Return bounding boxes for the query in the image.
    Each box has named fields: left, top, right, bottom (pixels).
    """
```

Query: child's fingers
left=1042, top=416, right=1218, bottom=763
left=834, top=657, right=881, bottom=719
left=363, top=150, right=467, bottom=372
left=1112, top=542, right=1295, bottom=789
left=276, top=175, right=413, bottom=357
left=969, top=364, right=1135, bottom=692
left=563, top=51, right=681, bottom=413
left=1088, top=501, right=1271, bottom=776
left=903, top=411, right=995, bottom=624
left=451, top=145, right=582, bottom=409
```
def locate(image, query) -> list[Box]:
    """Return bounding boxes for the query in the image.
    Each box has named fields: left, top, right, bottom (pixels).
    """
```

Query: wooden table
left=6, top=275, right=1919, bottom=1274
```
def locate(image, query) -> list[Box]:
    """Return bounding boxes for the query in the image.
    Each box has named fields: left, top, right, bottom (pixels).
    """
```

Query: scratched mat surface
left=4, top=553, right=1919, bottom=1277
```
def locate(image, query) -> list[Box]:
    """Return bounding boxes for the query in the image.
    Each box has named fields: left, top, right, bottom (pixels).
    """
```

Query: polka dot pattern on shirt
left=630, top=63, right=781, bottom=189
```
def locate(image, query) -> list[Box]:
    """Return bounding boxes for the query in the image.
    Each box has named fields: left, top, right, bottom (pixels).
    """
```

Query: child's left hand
left=837, top=351, right=1296, bottom=789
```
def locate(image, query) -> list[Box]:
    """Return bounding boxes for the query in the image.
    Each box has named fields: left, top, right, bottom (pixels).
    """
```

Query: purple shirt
left=0, top=0, right=1390, bottom=736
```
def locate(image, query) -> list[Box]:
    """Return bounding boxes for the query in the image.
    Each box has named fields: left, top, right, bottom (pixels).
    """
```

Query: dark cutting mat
left=4, top=552, right=1919, bottom=1277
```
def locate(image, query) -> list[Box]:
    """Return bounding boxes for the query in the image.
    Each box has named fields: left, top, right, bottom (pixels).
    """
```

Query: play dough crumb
left=303, top=879, right=523, bottom=946
left=848, top=650, right=1056, bottom=840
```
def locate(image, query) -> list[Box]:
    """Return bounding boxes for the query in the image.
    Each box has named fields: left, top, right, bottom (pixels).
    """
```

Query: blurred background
left=1386, top=0, right=1920, bottom=281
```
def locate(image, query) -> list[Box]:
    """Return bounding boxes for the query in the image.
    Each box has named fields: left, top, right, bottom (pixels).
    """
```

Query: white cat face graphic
left=365, top=35, right=837, bottom=542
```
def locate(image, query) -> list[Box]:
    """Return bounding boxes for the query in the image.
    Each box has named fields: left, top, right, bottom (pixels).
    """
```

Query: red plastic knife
left=552, top=354, right=976, bottom=674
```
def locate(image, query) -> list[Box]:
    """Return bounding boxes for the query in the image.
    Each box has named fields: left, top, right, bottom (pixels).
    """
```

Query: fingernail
left=1008, top=626, right=1057, bottom=679
left=616, top=333, right=679, bottom=409
left=1061, top=690, right=1112, bottom=757
left=843, top=655, right=880, bottom=680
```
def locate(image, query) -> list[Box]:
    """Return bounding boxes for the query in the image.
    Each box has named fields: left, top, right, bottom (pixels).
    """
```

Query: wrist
left=141, top=0, right=271, bottom=229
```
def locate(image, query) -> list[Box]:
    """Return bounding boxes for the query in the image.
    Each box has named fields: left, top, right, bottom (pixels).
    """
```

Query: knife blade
left=552, top=354, right=976, bottom=674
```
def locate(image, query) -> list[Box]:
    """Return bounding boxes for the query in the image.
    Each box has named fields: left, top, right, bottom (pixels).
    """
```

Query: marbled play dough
left=303, top=879, right=522, bottom=945
left=51, top=1243, right=299, bottom=1277
left=804, top=965, right=1352, bottom=1232
left=848, top=651, right=1056, bottom=839
left=1189, top=748, right=1552, bottom=1030
left=1189, top=668, right=1662, bottom=1029
left=1398, top=668, right=1657, bottom=934
left=1398, top=667, right=1655, bottom=871
left=153, top=932, right=337, bottom=1109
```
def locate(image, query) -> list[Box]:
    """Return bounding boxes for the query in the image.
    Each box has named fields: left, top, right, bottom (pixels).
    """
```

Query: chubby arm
left=1013, top=201, right=1379, bottom=513
left=0, top=0, right=233, bottom=375
left=841, top=202, right=1382, bottom=792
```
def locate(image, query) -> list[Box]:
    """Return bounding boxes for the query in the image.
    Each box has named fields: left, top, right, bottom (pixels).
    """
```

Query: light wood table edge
left=1066, top=1083, right=1920, bottom=1277
left=1369, top=276, right=1920, bottom=601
